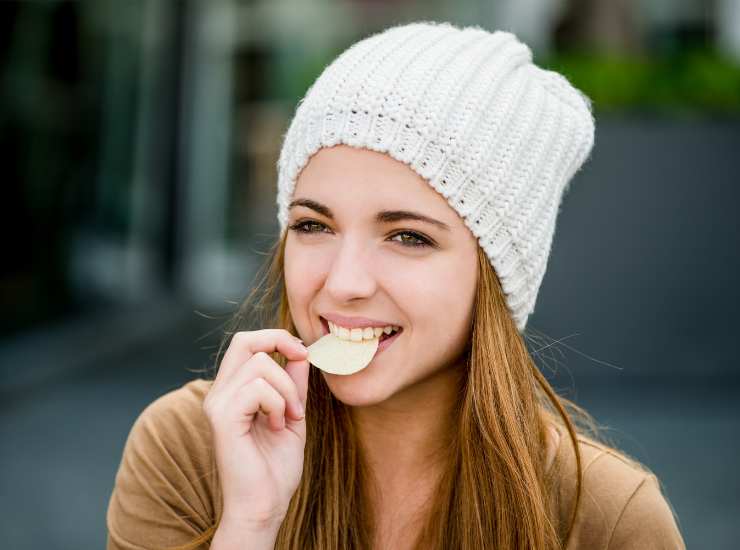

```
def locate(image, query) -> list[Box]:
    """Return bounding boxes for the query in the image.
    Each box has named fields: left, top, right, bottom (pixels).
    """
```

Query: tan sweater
left=106, top=379, right=686, bottom=549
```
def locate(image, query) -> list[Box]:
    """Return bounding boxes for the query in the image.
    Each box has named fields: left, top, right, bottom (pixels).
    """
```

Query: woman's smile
left=318, top=315, right=404, bottom=357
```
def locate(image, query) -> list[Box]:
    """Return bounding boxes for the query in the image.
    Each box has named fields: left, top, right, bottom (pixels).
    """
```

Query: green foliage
left=540, top=49, right=740, bottom=116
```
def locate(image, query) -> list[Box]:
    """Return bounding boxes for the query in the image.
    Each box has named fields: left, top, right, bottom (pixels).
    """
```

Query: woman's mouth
left=319, top=316, right=402, bottom=347
left=312, top=316, right=403, bottom=361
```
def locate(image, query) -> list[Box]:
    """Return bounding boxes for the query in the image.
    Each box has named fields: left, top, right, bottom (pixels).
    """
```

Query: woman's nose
left=323, top=241, right=377, bottom=301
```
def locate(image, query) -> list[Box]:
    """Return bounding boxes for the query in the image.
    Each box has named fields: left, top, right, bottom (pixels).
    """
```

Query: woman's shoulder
left=550, top=425, right=686, bottom=550
left=131, top=378, right=215, bottom=456
left=140, top=377, right=213, bottom=424
left=107, top=378, right=219, bottom=549
left=127, top=377, right=216, bottom=478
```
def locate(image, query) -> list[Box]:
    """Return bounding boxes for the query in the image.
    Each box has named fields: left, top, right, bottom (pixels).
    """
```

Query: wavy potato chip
left=307, top=333, right=379, bottom=375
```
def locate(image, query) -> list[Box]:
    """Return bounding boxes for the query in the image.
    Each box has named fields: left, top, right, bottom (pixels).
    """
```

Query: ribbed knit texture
left=276, top=21, right=595, bottom=332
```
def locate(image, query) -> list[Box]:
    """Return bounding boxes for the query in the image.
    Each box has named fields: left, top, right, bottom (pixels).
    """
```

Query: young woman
left=106, top=21, right=686, bottom=550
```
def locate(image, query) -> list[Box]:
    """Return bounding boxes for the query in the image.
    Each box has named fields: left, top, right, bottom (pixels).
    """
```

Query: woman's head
left=276, top=20, right=595, bottom=334
left=284, top=144, right=478, bottom=407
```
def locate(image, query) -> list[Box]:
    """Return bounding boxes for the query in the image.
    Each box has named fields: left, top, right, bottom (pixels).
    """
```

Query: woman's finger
left=220, top=351, right=305, bottom=420
left=226, top=377, right=287, bottom=432
left=213, top=330, right=307, bottom=392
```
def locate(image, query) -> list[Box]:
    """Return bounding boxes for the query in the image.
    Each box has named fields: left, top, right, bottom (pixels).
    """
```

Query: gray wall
left=536, top=114, right=740, bottom=381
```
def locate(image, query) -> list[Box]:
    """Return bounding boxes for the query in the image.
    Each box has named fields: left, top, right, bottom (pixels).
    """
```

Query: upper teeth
left=328, top=321, right=400, bottom=342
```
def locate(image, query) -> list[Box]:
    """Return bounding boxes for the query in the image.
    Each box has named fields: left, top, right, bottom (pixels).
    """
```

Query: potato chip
left=307, top=333, right=379, bottom=375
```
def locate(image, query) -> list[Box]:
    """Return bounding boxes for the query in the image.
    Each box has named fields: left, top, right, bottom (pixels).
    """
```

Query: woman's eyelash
left=287, top=220, right=434, bottom=248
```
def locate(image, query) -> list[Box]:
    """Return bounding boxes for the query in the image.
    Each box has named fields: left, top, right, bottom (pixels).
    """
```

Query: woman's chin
left=321, top=370, right=393, bottom=407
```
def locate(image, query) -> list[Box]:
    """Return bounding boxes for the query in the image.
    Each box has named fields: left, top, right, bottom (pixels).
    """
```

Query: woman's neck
left=349, top=364, right=463, bottom=501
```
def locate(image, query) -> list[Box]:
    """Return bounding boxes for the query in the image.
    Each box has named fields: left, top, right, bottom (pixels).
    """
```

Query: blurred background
left=1, top=0, right=738, bottom=547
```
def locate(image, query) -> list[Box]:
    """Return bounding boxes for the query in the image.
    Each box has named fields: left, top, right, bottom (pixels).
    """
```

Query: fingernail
left=295, top=402, right=304, bottom=418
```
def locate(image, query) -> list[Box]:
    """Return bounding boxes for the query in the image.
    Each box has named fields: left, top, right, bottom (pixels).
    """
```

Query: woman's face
left=284, top=144, right=479, bottom=407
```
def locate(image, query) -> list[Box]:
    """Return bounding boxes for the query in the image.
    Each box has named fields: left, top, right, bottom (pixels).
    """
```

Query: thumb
left=284, top=357, right=310, bottom=410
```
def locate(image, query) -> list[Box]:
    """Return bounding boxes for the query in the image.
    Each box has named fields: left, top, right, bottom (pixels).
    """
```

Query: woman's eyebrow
left=289, top=198, right=451, bottom=232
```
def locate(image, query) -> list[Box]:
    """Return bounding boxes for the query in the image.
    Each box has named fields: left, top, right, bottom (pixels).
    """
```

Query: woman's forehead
left=297, top=145, right=419, bottom=185
left=294, top=145, right=459, bottom=221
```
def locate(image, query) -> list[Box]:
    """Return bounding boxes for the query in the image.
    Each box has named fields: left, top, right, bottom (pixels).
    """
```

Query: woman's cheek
left=287, top=243, right=325, bottom=279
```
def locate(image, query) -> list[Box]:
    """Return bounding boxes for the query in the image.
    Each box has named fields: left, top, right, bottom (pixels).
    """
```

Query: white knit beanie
left=275, top=20, right=595, bottom=333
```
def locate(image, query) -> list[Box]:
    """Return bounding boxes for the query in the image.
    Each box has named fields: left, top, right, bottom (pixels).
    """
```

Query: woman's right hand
left=203, top=329, right=310, bottom=530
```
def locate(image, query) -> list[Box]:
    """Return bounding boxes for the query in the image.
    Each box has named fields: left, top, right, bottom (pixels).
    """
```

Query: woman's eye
left=388, top=231, right=431, bottom=248
left=288, top=220, right=328, bottom=235
left=287, top=220, right=433, bottom=249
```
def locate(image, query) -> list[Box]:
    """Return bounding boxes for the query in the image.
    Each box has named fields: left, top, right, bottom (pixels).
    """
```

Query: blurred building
left=1, top=0, right=738, bottom=336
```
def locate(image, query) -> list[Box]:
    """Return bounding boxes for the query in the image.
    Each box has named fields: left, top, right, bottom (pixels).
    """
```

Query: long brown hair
left=176, top=229, right=653, bottom=549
